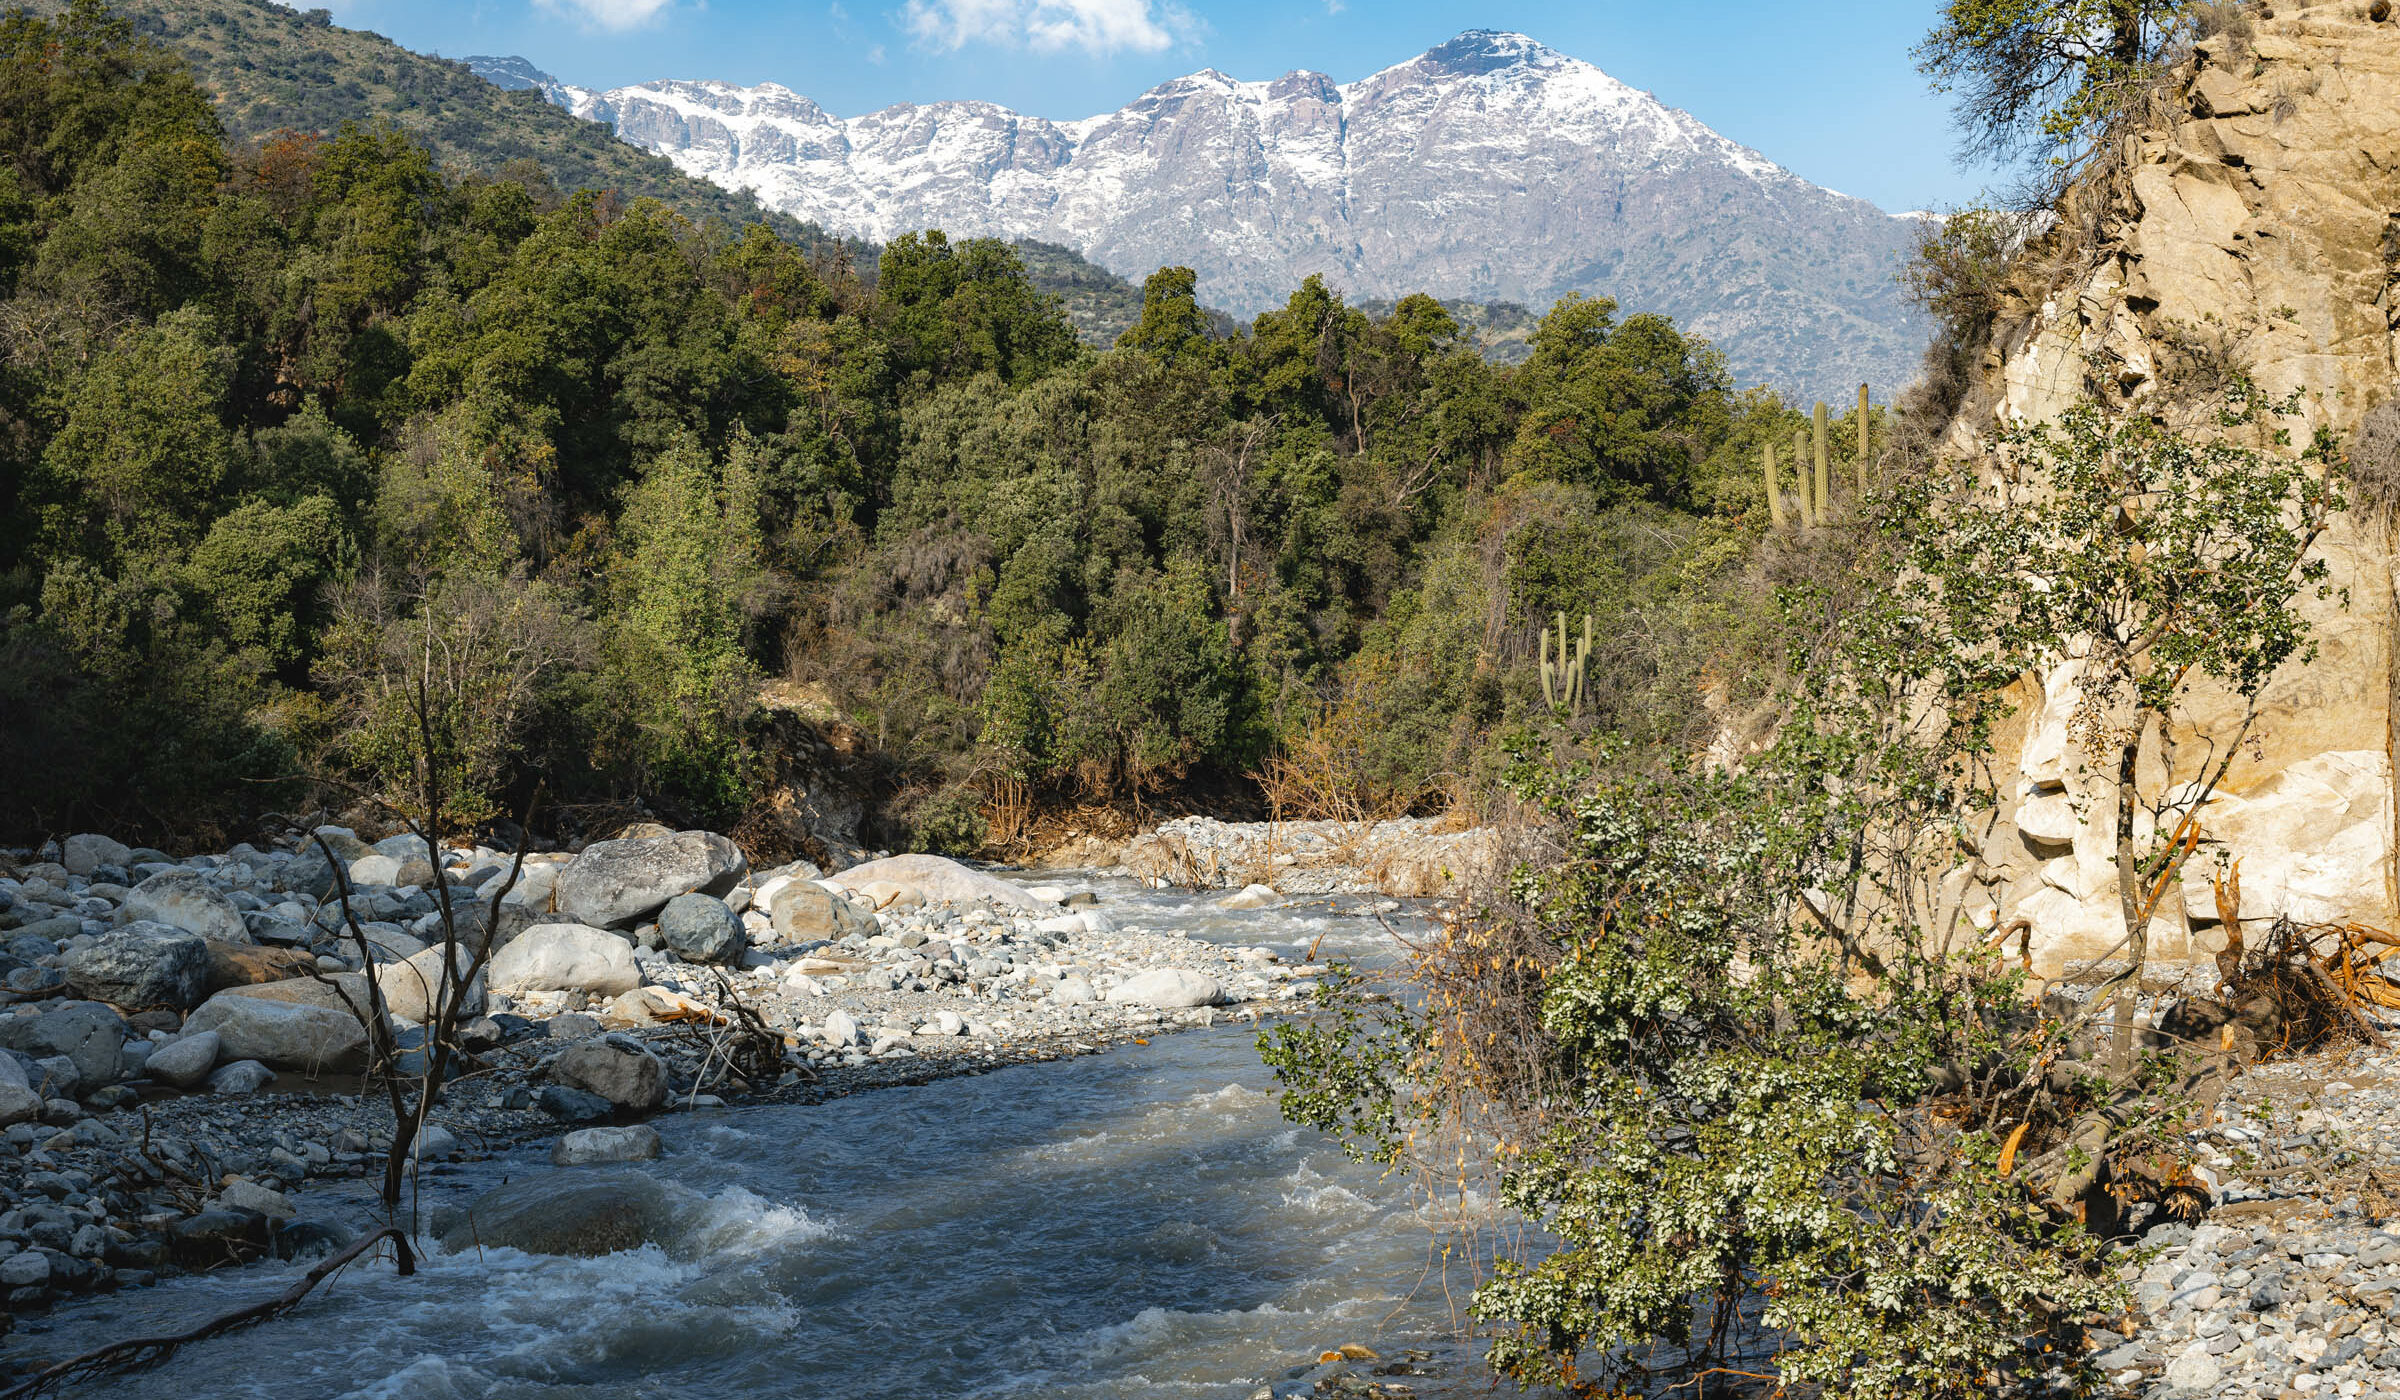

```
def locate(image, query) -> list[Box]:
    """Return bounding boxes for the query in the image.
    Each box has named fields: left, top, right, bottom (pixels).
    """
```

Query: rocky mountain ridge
left=472, top=32, right=1931, bottom=401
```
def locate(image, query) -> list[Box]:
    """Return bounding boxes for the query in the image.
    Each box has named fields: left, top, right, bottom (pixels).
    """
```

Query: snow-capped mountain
left=474, top=33, right=1928, bottom=399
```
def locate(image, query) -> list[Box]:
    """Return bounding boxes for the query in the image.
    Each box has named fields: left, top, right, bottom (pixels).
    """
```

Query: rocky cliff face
left=1951, top=0, right=2400, bottom=974
left=475, top=33, right=1930, bottom=403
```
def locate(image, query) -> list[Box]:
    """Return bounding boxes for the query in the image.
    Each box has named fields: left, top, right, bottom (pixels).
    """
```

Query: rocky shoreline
left=0, top=822, right=1352, bottom=1371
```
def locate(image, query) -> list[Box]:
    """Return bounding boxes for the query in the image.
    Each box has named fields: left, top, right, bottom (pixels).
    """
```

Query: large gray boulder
left=61, top=834, right=132, bottom=877
left=556, top=832, right=746, bottom=930
left=0, top=1002, right=128, bottom=1089
left=658, top=894, right=745, bottom=965
left=61, top=924, right=210, bottom=1009
left=488, top=925, right=640, bottom=997
left=1104, top=968, right=1226, bottom=1008
left=0, top=1054, right=39, bottom=1127
left=822, top=854, right=1047, bottom=912
left=374, top=945, right=486, bottom=1025
left=549, top=1036, right=667, bottom=1111
left=551, top=1124, right=663, bottom=1166
left=183, top=992, right=369, bottom=1074
left=118, top=869, right=249, bottom=944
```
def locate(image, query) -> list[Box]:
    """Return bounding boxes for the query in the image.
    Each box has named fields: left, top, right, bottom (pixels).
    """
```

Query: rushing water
left=23, top=881, right=1513, bottom=1400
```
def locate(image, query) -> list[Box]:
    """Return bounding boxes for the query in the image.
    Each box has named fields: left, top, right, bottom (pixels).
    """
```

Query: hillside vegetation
left=0, top=0, right=1850, bottom=853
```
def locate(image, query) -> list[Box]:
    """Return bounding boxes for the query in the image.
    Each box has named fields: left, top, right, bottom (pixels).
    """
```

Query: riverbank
left=0, top=824, right=1383, bottom=1359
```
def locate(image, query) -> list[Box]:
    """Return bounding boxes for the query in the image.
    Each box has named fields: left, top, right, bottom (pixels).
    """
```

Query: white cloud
left=536, top=0, right=677, bottom=31
left=901, top=0, right=1195, bottom=56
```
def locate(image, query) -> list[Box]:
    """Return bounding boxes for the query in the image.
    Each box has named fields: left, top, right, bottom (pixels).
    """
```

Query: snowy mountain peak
left=464, top=34, right=1926, bottom=397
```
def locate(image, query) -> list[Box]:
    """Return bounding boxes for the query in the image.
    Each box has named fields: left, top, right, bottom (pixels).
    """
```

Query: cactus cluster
left=1541, top=611, right=1592, bottom=712
left=1762, top=383, right=1877, bottom=533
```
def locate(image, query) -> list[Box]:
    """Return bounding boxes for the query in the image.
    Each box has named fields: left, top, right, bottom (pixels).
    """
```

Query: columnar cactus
left=1856, top=382, right=1871, bottom=493
left=1794, top=429, right=1818, bottom=528
left=1540, top=611, right=1592, bottom=713
left=1813, top=401, right=1832, bottom=517
left=1764, top=441, right=1788, bottom=531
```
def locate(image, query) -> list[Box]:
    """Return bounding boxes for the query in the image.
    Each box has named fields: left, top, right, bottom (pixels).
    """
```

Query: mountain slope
left=27, top=0, right=862, bottom=259
left=525, top=31, right=1929, bottom=400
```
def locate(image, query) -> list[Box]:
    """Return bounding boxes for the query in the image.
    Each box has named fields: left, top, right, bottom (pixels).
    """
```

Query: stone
left=207, top=1060, right=275, bottom=1094
left=60, top=835, right=131, bottom=877
left=555, top=832, right=747, bottom=930
left=1051, top=977, right=1096, bottom=1005
left=537, top=1085, right=615, bottom=1122
left=0, top=1082, right=39, bottom=1128
left=0, top=1002, right=128, bottom=1090
left=1105, top=968, right=1225, bottom=1008
left=59, top=926, right=208, bottom=1008
left=183, top=993, right=368, bottom=1074
left=413, top=1125, right=461, bottom=1161
left=212, top=1179, right=295, bottom=1219
left=203, top=942, right=320, bottom=992
left=550, top=1037, right=668, bottom=1111
left=935, top=1009, right=964, bottom=1035
left=821, top=854, right=1048, bottom=911
left=822, top=1008, right=863, bottom=1047
left=117, top=869, right=249, bottom=944
left=551, top=1124, right=663, bottom=1166
left=374, top=944, right=485, bottom=1025
left=657, top=894, right=746, bottom=965
left=2163, top=1348, right=2221, bottom=1394
left=769, top=884, right=877, bottom=942
left=546, top=1012, right=603, bottom=1040
left=1220, top=883, right=1281, bottom=910
left=488, top=925, right=640, bottom=998
left=222, top=973, right=370, bottom=1014
left=0, top=1251, right=48, bottom=1287
left=144, top=1031, right=220, bottom=1088
left=441, top=1171, right=685, bottom=1257
left=347, top=854, right=403, bottom=888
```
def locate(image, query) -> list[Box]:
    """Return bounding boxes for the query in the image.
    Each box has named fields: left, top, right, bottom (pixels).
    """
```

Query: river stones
left=145, top=1031, right=220, bottom=1088
left=204, top=942, right=319, bottom=993
left=373, top=944, right=486, bottom=1024
left=821, top=854, right=1048, bottom=912
left=768, top=884, right=877, bottom=942
left=1105, top=968, right=1226, bottom=1008
left=555, top=832, right=747, bottom=930
left=549, top=1036, right=667, bottom=1111
left=117, top=869, right=249, bottom=944
left=443, top=1171, right=686, bottom=1257
left=0, top=1002, right=128, bottom=1091
left=658, top=894, right=745, bottom=965
left=488, top=924, right=640, bottom=997
left=552, top=1124, right=663, bottom=1166
left=1219, top=883, right=1280, bottom=910
left=183, top=992, right=368, bottom=1074
left=60, top=925, right=209, bottom=1008
left=60, top=834, right=132, bottom=877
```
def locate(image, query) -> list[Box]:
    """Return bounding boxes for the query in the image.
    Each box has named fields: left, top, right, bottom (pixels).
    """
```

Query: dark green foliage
left=0, top=2, right=1805, bottom=848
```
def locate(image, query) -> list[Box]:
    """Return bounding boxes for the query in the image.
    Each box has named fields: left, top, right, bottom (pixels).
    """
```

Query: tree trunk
left=2110, top=720, right=2147, bottom=1073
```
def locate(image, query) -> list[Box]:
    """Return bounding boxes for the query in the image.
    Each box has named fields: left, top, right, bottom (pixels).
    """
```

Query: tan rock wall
left=1958, top=0, right=2400, bottom=973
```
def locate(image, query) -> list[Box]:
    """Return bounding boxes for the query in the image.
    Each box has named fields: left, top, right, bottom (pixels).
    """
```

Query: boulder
left=203, top=942, right=319, bottom=993
left=212, top=1179, right=295, bottom=1220
left=0, top=1080, right=38, bottom=1128
left=1051, top=977, right=1097, bottom=1005
left=769, top=883, right=877, bottom=941
left=488, top=925, right=640, bottom=998
left=555, top=832, right=747, bottom=930
left=1219, top=883, right=1280, bottom=911
left=1105, top=968, right=1225, bottom=1008
left=208, top=1060, right=275, bottom=1094
left=60, top=925, right=209, bottom=1008
left=0, top=1002, right=128, bottom=1090
left=222, top=973, right=370, bottom=1014
left=657, top=894, right=745, bottom=965
left=549, top=1036, right=668, bottom=1111
left=183, top=993, right=368, bottom=1074
left=538, top=1085, right=615, bottom=1122
left=275, top=852, right=339, bottom=900
left=374, top=945, right=486, bottom=1025
left=60, top=834, right=132, bottom=877
left=144, top=1031, right=220, bottom=1089
left=551, top=1124, right=663, bottom=1166
left=822, top=1007, right=863, bottom=1047
left=822, top=854, right=1046, bottom=912
left=441, top=1171, right=685, bottom=1257
left=118, top=869, right=249, bottom=944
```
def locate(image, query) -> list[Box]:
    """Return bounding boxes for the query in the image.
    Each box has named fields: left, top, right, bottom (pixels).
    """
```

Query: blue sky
left=320, top=0, right=2001, bottom=213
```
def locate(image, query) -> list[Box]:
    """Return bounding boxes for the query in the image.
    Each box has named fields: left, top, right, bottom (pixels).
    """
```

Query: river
left=20, top=880, right=1518, bottom=1399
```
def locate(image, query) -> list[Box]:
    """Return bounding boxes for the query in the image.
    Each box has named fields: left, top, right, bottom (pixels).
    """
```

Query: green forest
left=0, top=0, right=1866, bottom=852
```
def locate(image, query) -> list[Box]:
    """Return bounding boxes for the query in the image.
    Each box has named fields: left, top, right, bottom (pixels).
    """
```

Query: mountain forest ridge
left=477, top=31, right=1932, bottom=402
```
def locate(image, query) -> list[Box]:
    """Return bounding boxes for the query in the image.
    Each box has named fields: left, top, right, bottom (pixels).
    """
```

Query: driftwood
left=0, top=1227, right=416, bottom=1399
